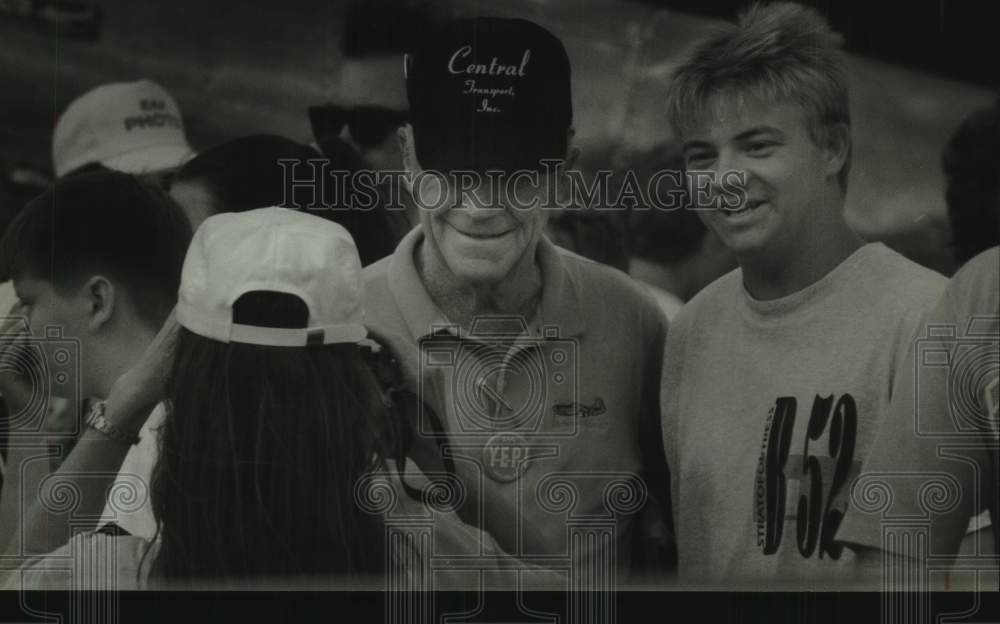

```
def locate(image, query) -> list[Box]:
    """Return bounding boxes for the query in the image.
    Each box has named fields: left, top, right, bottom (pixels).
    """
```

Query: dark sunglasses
left=308, top=105, right=408, bottom=149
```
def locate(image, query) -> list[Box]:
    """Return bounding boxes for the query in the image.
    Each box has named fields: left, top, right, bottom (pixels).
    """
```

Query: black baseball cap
left=405, top=17, right=573, bottom=173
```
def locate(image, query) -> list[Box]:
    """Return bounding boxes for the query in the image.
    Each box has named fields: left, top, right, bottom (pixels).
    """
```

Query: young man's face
left=679, top=97, right=842, bottom=262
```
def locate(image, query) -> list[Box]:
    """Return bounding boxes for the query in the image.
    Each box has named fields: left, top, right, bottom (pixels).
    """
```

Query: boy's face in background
left=13, top=275, right=93, bottom=400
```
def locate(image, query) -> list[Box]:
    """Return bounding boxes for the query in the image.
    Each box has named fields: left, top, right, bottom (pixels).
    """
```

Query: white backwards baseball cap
left=52, top=79, right=195, bottom=178
left=176, top=207, right=368, bottom=347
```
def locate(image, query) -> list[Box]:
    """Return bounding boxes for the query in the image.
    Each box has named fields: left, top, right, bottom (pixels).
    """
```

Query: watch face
left=85, top=401, right=138, bottom=445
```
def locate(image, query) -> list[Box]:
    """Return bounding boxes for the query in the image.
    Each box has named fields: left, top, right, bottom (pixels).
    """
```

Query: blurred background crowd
left=0, top=0, right=997, bottom=300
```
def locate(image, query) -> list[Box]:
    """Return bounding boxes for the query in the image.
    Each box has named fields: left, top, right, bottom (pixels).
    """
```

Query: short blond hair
left=665, top=2, right=852, bottom=188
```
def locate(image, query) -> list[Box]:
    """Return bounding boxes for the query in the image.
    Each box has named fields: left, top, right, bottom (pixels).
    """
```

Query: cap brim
left=413, top=119, right=562, bottom=173
left=228, top=322, right=368, bottom=347
left=101, top=143, right=195, bottom=175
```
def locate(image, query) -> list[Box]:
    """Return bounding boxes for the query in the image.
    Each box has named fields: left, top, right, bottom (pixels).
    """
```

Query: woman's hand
left=105, top=308, right=180, bottom=431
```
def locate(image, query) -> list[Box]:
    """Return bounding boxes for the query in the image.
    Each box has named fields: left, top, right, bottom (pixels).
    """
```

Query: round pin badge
left=482, top=432, right=531, bottom=483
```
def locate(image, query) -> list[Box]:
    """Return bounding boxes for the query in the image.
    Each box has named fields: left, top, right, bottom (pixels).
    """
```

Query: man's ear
left=82, top=276, right=115, bottom=332
left=551, top=127, right=581, bottom=209
left=399, top=124, right=447, bottom=212
left=823, top=123, right=851, bottom=178
left=398, top=124, right=421, bottom=181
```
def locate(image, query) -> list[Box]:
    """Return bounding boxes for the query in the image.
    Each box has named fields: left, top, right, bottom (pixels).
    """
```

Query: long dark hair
left=146, top=291, right=409, bottom=582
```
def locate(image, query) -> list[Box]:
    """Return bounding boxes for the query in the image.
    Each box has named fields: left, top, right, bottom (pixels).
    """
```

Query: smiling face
left=413, top=170, right=550, bottom=286
left=679, top=96, right=846, bottom=264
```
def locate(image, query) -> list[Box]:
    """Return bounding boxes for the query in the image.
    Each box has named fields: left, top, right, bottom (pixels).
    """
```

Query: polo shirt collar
left=386, top=226, right=586, bottom=342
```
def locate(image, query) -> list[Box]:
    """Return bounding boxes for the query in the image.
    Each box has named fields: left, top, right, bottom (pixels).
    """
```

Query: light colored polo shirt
left=363, top=226, right=668, bottom=575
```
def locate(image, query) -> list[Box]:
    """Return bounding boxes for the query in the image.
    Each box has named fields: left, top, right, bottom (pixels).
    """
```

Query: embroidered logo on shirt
left=552, top=397, right=607, bottom=423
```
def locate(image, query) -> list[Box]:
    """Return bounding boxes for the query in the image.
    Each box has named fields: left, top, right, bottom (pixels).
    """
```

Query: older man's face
left=416, top=174, right=551, bottom=286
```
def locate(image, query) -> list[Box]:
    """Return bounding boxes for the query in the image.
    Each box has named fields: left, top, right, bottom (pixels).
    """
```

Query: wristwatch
left=84, top=400, right=140, bottom=446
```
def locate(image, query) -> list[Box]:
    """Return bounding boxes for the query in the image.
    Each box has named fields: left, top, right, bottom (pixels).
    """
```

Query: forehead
left=677, top=94, right=810, bottom=145
left=433, top=169, right=560, bottom=192
left=330, top=57, right=409, bottom=110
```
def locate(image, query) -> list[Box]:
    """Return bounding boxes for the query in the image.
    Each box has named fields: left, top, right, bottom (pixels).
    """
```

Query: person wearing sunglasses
left=310, top=104, right=408, bottom=168
left=310, top=1, right=454, bottom=232
left=311, top=0, right=445, bottom=173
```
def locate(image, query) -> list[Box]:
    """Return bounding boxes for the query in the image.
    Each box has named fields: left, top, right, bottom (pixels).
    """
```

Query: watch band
left=84, top=400, right=140, bottom=446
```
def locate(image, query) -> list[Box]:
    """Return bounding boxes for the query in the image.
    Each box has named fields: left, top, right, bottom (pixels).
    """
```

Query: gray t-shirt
left=838, top=246, right=999, bottom=557
left=660, top=243, right=946, bottom=587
